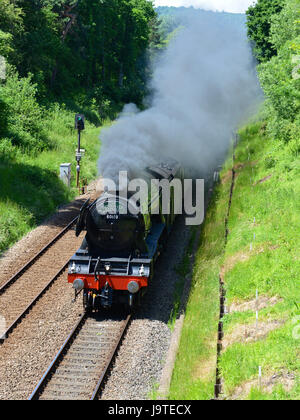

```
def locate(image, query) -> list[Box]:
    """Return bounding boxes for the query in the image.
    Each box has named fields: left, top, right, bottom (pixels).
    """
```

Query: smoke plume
left=98, top=11, right=262, bottom=181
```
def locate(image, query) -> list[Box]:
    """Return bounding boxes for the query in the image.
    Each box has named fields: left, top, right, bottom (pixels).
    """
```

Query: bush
left=0, top=138, right=17, bottom=160
left=0, top=67, right=52, bottom=154
left=0, top=94, right=8, bottom=137
left=270, top=0, right=300, bottom=51
left=246, top=0, right=284, bottom=63
left=256, top=0, right=300, bottom=142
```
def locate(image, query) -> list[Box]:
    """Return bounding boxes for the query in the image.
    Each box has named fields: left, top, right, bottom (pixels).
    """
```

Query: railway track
left=29, top=313, right=131, bottom=400
left=0, top=217, right=80, bottom=341
left=0, top=217, right=78, bottom=294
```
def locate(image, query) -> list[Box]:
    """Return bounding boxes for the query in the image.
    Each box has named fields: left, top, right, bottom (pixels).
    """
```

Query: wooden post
left=256, top=290, right=259, bottom=333
left=259, top=366, right=262, bottom=389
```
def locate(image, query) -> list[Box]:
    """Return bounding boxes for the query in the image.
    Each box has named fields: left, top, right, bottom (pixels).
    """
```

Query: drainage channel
left=215, top=136, right=238, bottom=399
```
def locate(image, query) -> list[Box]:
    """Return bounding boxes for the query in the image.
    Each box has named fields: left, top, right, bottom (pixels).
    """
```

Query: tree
left=246, top=0, right=284, bottom=63
left=270, top=0, right=300, bottom=51
left=257, top=0, right=300, bottom=142
left=0, top=0, right=23, bottom=62
left=1, top=0, right=158, bottom=107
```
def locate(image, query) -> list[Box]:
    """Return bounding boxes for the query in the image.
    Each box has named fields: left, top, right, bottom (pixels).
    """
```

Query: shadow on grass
left=0, top=158, right=70, bottom=221
left=0, top=98, right=8, bottom=138
left=0, top=157, right=84, bottom=253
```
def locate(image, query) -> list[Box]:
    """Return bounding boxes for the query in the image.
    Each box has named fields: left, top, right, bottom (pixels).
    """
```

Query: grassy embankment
left=0, top=109, right=107, bottom=254
left=168, top=152, right=233, bottom=400
left=168, top=120, right=300, bottom=400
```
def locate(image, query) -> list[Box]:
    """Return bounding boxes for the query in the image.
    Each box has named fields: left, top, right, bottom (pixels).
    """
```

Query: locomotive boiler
left=68, top=159, right=183, bottom=311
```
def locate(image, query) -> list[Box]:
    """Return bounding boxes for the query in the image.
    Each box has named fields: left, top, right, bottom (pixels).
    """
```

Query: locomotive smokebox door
left=75, top=114, right=85, bottom=131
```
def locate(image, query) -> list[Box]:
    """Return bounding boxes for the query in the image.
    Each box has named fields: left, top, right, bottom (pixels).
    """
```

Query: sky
left=153, top=0, right=257, bottom=14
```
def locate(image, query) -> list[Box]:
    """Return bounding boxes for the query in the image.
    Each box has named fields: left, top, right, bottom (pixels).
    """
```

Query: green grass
left=0, top=107, right=107, bottom=254
left=219, top=121, right=300, bottom=399
left=169, top=119, right=300, bottom=400
left=168, top=226, right=198, bottom=331
left=221, top=323, right=300, bottom=392
left=246, top=378, right=300, bottom=400
left=168, top=152, right=235, bottom=400
left=148, top=382, right=160, bottom=400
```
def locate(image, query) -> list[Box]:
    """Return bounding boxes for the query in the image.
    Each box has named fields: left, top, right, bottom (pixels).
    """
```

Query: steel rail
left=28, top=314, right=131, bottom=400
left=28, top=313, right=87, bottom=400
left=91, top=314, right=131, bottom=400
left=0, top=262, right=69, bottom=342
left=0, top=216, right=78, bottom=295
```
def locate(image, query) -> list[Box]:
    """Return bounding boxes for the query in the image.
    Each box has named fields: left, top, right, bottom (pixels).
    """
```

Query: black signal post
left=75, top=114, right=85, bottom=188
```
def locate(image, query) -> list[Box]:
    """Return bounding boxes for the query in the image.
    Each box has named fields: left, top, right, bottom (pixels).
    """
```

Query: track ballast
left=29, top=312, right=131, bottom=400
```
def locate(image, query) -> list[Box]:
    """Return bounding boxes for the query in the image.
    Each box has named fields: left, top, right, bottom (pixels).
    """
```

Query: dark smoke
left=98, top=10, right=262, bottom=181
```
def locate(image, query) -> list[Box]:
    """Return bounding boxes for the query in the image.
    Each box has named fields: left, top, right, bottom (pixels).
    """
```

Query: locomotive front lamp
left=70, top=262, right=76, bottom=274
left=139, top=264, right=145, bottom=276
left=104, top=263, right=111, bottom=273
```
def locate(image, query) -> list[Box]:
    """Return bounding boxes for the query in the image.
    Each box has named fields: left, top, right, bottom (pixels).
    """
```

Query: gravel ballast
left=0, top=188, right=193, bottom=400
left=0, top=197, right=89, bottom=289
left=101, top=215, right=191, bottom=400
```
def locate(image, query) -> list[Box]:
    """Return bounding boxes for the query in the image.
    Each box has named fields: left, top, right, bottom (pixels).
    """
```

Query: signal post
left=75, top=114, right=85, bottom=189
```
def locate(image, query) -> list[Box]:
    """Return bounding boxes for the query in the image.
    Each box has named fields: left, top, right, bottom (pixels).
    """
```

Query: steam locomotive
left=68, top=159, right=184, bottom=311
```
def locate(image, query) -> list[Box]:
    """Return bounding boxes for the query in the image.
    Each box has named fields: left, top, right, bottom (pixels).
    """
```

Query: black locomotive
left=68, top=159, right=183, bottom=310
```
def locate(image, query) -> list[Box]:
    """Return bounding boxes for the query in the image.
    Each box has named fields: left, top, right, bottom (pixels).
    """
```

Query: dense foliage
left=0, top=0, right=160, bottom=154
left=2, top=0, right=158, bottom=101
left=246, top=0, right=284, bottom=63
left=250, top=0, right=300, bottom=143
left=0, top=0, right=160, bottom=252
